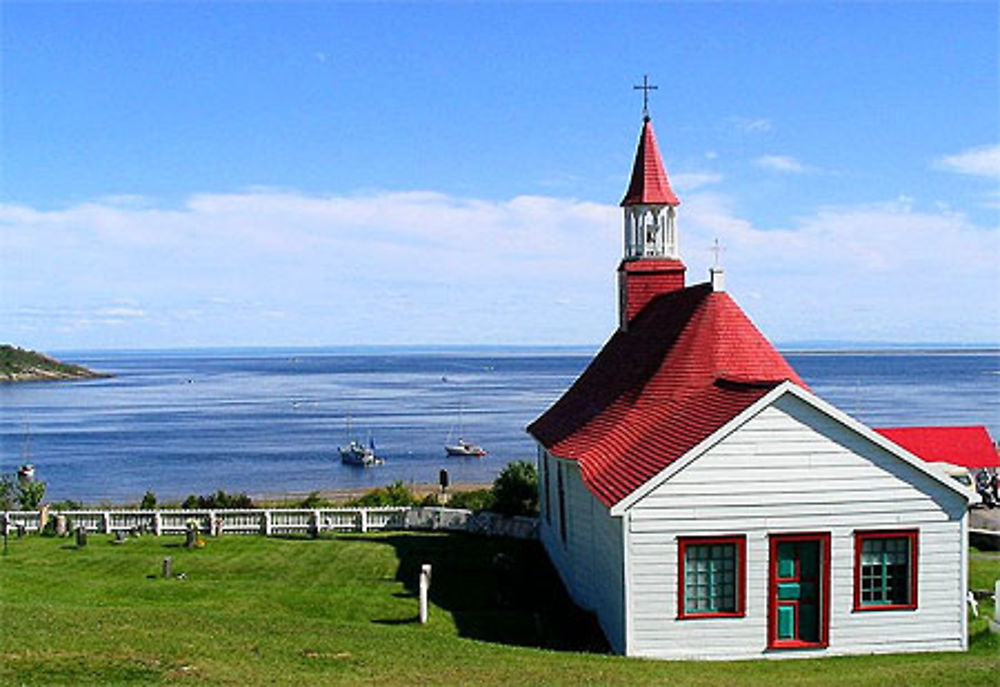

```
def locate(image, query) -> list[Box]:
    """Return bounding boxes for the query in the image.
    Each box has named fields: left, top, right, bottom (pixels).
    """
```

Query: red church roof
left=528, top=283, right=806, bottom=507
left=621, top=117, right=681, bottom=207
left=875, top=426, right=1000, bottom=469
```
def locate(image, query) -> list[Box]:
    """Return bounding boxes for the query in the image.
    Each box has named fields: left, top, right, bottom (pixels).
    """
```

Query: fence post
left=311, top=510, right=321, bottom=537
left=153, top=511, right=162, bottom=536
left=359, top=509, right=368, bottom=533
left=260, top=510, right=272, bottom=537
left=102, top=511, right=111, bottom=534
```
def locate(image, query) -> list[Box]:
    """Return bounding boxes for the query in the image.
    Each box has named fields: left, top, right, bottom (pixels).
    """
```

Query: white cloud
left=97, top=307, right=146, bottom=318
left=679, top=193, right=1000, bottom=343
left=755, top=155, right=810, bottom=174
left=2, top=188, right=996, bottom=348
left=0, top=191, right=619, bottom=347
left=730, top=117, right=772, bottom=133
left=935, top=144, right=1000, bottom=177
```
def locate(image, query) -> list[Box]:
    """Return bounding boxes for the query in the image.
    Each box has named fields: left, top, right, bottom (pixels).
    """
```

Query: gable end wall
left=625, top=394, right=968, bottom=660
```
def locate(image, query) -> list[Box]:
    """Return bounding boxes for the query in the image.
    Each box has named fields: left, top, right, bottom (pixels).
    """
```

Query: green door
left=771, top=535, right=827, bottom=648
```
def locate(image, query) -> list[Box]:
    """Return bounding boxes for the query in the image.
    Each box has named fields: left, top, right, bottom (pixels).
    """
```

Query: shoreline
left=44, top=481, right=497, bottom=509
left=250, top=481, right=493, bottom=505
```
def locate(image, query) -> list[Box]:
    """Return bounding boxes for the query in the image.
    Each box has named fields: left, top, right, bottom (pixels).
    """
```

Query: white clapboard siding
left=623, top=393, right=967, bottom=660
left=538, top=451, right=626, bottom=653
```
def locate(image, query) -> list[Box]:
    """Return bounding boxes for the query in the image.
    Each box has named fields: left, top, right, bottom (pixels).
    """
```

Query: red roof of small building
left=874, top=426, right=1000, bottom=469
left=528, top=283, right=806, bottom=507
left=621, top=117, right=681, bottom=207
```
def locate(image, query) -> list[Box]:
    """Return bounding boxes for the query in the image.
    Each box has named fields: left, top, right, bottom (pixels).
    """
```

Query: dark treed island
left=0, top=344, right=110, bottom=383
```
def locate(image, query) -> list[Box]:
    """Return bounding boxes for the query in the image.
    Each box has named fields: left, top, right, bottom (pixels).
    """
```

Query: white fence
left=0, top=507, right=538, bottom=540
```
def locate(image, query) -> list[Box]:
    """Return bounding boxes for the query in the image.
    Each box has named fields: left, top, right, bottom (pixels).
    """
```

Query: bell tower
left=618, top=77, right=685, bottom=330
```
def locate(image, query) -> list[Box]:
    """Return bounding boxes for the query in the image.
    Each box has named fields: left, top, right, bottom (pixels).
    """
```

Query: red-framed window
left=853, top=530, right=918, bottom=611
left=677, top=535, right=746, bottom=619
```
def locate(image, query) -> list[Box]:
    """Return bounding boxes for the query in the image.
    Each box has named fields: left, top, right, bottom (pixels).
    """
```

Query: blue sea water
left=1, top=348, right=998, bottom=503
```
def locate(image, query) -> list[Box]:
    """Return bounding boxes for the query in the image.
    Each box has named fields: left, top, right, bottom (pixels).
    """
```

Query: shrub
left=49, top=499, right=83, bottom=511
left=0, top=474, right=15, bottom=511
left=140, top=490, right=157, bottom=510
left=350, top=481, right=415, bottom=507
left=446, top=488, right=495, bottom=512
left=297, top=491, right=330, bottom=509
left=182, top=490, right=254, bottom=510
left=491, top=460, right=538, bottom=517
left=17, top=479, right=46, bottom=510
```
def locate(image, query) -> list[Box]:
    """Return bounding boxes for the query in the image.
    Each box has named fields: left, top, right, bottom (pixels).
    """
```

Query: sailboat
left=17, top=425, right=35, bottom=482
left=339, top=415, right=383, bottom=466
left=445, top=404, right=487, bottom=457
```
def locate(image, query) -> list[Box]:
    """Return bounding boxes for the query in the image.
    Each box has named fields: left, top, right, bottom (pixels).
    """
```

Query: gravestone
left=54, top=514, right=67, bottom=536
left=184, top=523, right=198, bottom=548
left=75, top=526, right=87, bottom=547
left=162, top=556, right=173, bottom=578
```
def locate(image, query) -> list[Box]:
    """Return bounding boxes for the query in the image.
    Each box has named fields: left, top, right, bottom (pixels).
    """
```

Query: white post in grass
left=994, top=580, right=1000, bottom=626
left=419, top=563, right=432, bottom=624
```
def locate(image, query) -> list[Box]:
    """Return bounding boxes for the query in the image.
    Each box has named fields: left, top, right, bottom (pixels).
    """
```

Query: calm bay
left=1, top=347, right=997, bottom=503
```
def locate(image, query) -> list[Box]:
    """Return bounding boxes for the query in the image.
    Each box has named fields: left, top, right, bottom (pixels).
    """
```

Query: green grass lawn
left=0, top=533, right=997, bottom=686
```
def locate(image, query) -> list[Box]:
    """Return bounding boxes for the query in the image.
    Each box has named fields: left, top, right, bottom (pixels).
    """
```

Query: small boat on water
left=445, top=438, right=487, bottom=457
left=339, top=414, right=383, bottom=466
left=339, top=438, right=384, bottom=466
left=444, top=402, right=487, bottom=457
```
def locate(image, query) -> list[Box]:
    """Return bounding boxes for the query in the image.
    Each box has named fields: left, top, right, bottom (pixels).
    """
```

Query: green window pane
left=777, top=582, right=800, bottom=600
left=859, top=536, right=912, bottom=607
left=777, top=605, right=795, bottom=639
left=683, top=542, right=739, bottom=614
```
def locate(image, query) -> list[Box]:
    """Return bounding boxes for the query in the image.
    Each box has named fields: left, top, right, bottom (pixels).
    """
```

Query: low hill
left=0, top=344, right=109, bottom=383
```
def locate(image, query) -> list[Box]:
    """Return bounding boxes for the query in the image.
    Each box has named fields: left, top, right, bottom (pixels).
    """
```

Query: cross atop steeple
left=633, top=74, right=658, bottom=119
left=709, top=238, right=726, bottom=292
left=711, top=238, right=725, bottom=268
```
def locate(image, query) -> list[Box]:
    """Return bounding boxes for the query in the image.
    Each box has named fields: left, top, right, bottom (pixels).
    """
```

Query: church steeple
left=617, top=83, right=686, bottom=330
left=620, top=115, right=681, bottom=259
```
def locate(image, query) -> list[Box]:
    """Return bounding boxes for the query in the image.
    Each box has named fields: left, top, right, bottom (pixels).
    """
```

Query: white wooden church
left=527, top=105, right=972, bottom=660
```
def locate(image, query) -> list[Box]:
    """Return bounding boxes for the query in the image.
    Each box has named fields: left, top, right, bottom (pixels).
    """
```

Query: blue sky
left=2, top=1, right=998, bottom=349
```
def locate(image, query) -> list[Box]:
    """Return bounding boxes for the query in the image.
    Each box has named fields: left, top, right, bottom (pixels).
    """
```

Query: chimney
left=710, top=266, right=726, bottom=292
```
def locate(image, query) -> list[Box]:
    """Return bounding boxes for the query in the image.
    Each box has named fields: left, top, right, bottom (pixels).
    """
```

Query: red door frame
left=767, top=532, right=831, bottom=650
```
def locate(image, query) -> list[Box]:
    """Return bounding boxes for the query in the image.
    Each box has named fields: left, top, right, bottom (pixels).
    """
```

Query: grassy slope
left=0, top=534, right=996, bottom=686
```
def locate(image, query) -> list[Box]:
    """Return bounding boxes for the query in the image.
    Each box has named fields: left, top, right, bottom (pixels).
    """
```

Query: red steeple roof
left=528, top=283, right=806, bottom=507
left=875, top=426, right=1000, bottom=469
left=621, top=117, right=681, bottom=207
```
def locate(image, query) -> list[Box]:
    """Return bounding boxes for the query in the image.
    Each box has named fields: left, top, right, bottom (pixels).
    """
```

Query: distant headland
left=0, top=344, right=110, bottom=383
